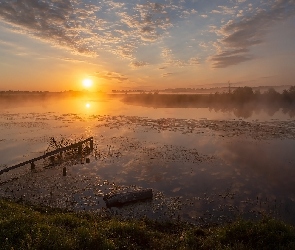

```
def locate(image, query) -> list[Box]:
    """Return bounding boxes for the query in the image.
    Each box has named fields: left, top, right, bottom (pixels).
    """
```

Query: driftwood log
left=103, top=188, right=153, bottom=207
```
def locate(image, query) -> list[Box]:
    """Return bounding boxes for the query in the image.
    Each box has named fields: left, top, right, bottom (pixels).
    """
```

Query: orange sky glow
left=0, top=0, right=294, bottom=92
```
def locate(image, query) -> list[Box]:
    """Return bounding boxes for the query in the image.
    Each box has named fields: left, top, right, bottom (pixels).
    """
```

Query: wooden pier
left=0, top=137, right=93, bottom=175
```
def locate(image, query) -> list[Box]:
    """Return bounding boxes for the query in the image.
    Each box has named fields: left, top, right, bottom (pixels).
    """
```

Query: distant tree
left=232, top=86, right=254, bottom=102
left=283, top=86, right=295, bottom=103
left=254, top=89, right=261, bottom=96
left=265, top=87, right=279, bottom=96
left=263, top=88, right=281, bottom=103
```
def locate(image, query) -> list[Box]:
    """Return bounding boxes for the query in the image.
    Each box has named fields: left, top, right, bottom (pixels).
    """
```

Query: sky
left=0, top=0, right=294, bottom=92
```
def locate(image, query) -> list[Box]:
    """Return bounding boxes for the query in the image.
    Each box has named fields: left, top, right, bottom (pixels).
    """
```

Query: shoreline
left=1, top=198, right=295, bottom=249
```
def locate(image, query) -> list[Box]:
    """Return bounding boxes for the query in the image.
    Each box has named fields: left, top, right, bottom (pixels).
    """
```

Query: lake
left=1, top=94, right=295, bottom=225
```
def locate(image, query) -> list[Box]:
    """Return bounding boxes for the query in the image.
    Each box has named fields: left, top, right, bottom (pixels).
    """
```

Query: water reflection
left=217, top=138, right=295, bottom=195
left=1, top=95, right=295, bottom=120
left=0, top=97, right=295, bottom=225
left=122, top=94, right=295, bottom=119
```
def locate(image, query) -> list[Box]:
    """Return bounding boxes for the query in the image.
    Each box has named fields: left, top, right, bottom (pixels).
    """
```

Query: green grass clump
left=0, top=198, right=295, bottom=249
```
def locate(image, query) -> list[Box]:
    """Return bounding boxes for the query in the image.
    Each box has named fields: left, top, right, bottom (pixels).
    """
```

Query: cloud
left=0, top=39, right=21, bottom=50
left=111, top=44, right=137, bottom=60
left=162, top=72, right=173, bottom=77
left=96, top=71, right=128, bottom=82
left=2, top=0, right=293, bottom=72
left=210, top=53, right=253, bottom=68
left=0, top=0, right=205, bottom=70
left=210, top=0, right=295, bottom=68
left=130, top=61, right=149, bottom=68
left=216, top=5, right=236, bottom=15
left=0, top=0, right=96, bottom=55
left=58, top=57, right=93, bottom=64
left=189, top=57, right=200, bottom=65
left=0, top=0, right=181, bottom=61
left=211, top=10, right=222, bottom=14
left=161, top=47, right=200, bottom=67
left=119, top=2, right=173, bottom=42
left=0, top=38, right=31, bottom=56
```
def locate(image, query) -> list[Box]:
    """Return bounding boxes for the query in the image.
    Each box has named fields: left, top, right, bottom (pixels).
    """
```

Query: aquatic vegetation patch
left=94, top=115, right=295, bottom=140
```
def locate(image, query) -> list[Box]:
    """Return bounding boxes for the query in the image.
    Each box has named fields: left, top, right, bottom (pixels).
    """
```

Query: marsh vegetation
left=1, top=199, right=295, bottom=250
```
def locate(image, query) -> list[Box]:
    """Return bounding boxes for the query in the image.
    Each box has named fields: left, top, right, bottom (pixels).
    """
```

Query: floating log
left=103, top=188, right=153, bottom=207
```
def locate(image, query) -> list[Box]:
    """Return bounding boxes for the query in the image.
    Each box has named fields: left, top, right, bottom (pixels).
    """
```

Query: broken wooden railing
left=0, top=137, right=93, bottom=175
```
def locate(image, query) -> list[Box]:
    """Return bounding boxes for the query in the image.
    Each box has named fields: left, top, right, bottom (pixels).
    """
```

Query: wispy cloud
left=1, top=0, right=294, bottom=76
left=160, top=46, right=200, bottom=68
left=130, top=61, right=149, bottom=68
left=162, top=72, right=173, bottom=77
left=57, top=57, right=93, bottom=64
left=210, top=0, right=295, bottom=68
left=0, top=0, right=186, bottom=64
left=0, top=0, right=97, bottom=54
left=96, top=71, right=128, bottom=82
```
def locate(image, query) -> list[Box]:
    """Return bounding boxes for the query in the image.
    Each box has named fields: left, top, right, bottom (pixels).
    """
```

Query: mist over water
left=1, top=95, right=295, bottom=225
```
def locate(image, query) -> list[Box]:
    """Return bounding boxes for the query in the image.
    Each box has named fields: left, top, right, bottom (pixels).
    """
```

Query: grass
left=1, top=198, right=295, bottom=249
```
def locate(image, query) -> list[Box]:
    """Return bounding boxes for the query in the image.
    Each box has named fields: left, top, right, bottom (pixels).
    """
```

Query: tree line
left=214, top=86, right=295, bottom=104
left=122, top=86, right=295, bottom=108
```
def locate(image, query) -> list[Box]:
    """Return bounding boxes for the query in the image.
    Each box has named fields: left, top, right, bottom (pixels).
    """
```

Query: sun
left=82, top=78, right=93, bottom=88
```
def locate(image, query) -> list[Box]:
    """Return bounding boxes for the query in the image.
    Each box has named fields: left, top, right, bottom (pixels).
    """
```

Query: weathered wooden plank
left=0, top=137, right=93, bottom=175
left=103, top=188, right=153, bottom=207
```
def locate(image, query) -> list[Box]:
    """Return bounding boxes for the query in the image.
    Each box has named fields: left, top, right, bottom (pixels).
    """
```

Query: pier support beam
left=78, top=145, right=82, bottom=155
left=90, top=139, right=94, bottom=150
left=0, top=137, right=94, bottom=175
left=31, top=162, right=35, bottom=171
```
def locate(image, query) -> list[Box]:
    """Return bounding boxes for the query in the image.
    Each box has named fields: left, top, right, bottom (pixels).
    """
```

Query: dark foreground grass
left=1, top=199, right=295, bottom=250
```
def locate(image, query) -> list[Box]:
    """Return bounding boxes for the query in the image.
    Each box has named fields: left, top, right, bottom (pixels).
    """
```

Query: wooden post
left=31, top=162, right=35, bottom=171
left=49, top=156, right=55, bottom=165
left=90, top=139, right=93, bottom=150
left=63, top=167, right=67, bottom=176
left=78, top=144, right=82, bottom=155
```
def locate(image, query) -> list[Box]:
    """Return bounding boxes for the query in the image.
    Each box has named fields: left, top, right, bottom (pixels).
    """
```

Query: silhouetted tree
left=283, top=86, right=295, bottom=103
left=263, top=88, right=281, bottom=103
left=232, top=87, right=254, bottom=103
left=254, top=89, right=261, bottom=96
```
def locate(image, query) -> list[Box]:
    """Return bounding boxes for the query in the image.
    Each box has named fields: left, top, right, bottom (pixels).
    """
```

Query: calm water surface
left=0, top=96, right=295, bottom=225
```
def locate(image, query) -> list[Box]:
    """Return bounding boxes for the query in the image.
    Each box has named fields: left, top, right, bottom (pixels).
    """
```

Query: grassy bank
left=1, top=199, right=295, bottom=249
